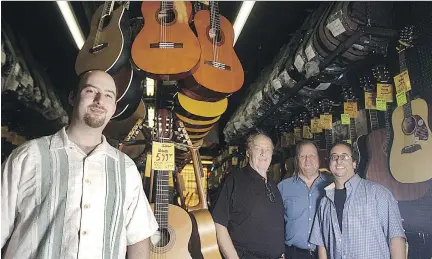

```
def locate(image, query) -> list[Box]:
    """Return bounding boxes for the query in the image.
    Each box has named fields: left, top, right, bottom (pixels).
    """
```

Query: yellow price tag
left=377, top=83, right=393, bottom=102
left=152, top=142, right=175, bottom=170
left=168, top=172, right=174, bottom=187
left=294, top=128, right=302, bottom=141
left=314, top=119, right=322, bottom=133
left=229, top=146, right=238, bottom=154
left=286, top=133, right=294, bottom=146
left=344, top=102, right=358, bottom=118
left=310, top=119, right=316, bottom=133
left=145, top=153, right=152, bottom=177
left=320, top=114, right=333, bottom=129
left=232, top=157, right=238, bottom=166
left=396, top=92, right=407, bottom=107
left=364, top=92, right=376, bottom=109
left=394, top=70, right=412, bottom=93
left=346, top=140, right=352, bottom=144
left=341, top=114, right=350, bottom=125
left=376, top=99, right=387, bottom=111
left=303, top=126, right=313, bottom=139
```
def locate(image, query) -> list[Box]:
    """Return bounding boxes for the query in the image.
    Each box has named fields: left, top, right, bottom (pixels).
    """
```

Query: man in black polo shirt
left=212, top=131, right=285, bottom=259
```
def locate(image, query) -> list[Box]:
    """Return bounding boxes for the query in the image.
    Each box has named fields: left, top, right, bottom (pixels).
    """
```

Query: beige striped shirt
left=1, top=127, right=158, bottom=259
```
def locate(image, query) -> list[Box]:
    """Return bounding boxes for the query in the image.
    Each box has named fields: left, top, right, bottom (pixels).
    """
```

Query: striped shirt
left=1, top=127, right=158, bottom=259
left=309, top=174, right=406, bottom=259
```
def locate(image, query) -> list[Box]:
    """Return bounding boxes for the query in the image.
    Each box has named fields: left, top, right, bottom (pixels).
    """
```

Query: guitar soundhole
left=402, top=116, right=416, bottom=135
left=151, top=228, right=171, bottom=249
left=157, top=9, right=176, bottom=25
left=100, top=14, right=112, bottom=30
left=206, top=26, right=225, bottom=46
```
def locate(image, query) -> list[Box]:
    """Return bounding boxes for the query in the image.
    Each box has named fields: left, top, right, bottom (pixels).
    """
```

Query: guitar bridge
left=90, top=43, right=108, bottom=53
left=204, top=60, right=231, bottom=71
left=150, top=42, right=183, bottom=49
left=401, top=144, right=422, bottom=154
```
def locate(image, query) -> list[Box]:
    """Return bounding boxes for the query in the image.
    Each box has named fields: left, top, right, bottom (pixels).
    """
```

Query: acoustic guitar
left=389, top=26, right=432, bottom=184
left=182, top=1, right=244, bottom=101
left=131, top=1, right=201, bottom=80
left=75, top=1, right=130, bottom=75
left=150, top=109, right=192, bottom=258
left=360, top=65, right=430, bottom=201
left=176, top=121, right=222, bottom=259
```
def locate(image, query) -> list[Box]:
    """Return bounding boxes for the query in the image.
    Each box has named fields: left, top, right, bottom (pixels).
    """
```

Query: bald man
left=1, top=70, right=158, bottom=259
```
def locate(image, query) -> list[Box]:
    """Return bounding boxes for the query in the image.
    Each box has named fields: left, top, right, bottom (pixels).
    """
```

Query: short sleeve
left=125, top=158, right=158, bottom=245
left=211, top=174, right=235, bottom=227
left=376, top=186, right=406, bottom=242
left=309, top=201, right=325, bottom=247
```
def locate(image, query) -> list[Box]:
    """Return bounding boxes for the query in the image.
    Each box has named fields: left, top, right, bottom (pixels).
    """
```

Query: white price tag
left=315, top=83, right=331, bottom=91
left=305, top=44, right=316, bottom=61
left=294, top=54, right=305, bottom=72
left=326, top=18, right=346, bottom=37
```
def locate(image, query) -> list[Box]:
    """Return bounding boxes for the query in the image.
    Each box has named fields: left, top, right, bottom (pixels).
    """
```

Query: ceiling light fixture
left=233, top=1, right=256, bottom=46
left=56, top=1, right=85, bottom=50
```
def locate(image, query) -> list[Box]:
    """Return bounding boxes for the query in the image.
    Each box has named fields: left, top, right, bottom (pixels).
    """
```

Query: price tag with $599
left=152, top=142, right=175, bottom=171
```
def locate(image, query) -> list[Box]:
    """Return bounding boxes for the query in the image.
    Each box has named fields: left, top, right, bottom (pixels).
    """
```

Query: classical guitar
left=318, top=99, right=335, bottom=173
left=309, top=105, right=328, bottom=170
left=176, top=121, right=222, bottom=259
left=389, top=26, right=432, bottom=184
left=75, top=1, right=130, bottom=75
left=341, top=85, right=359, bottom=146
left=182, top=1, right=244, bottom=101
left=131, top=1, right=201, bottom=80
left=150, top=109, right=192, bottom=258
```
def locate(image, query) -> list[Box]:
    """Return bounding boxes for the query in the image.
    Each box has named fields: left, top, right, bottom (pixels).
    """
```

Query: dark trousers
left=234, top=247, right=280, bottom=259
left=284, top=245, right=317, bottom=259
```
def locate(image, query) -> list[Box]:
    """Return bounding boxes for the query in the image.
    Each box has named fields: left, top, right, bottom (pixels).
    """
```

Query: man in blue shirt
left=278, top=140, right=331, bottom=259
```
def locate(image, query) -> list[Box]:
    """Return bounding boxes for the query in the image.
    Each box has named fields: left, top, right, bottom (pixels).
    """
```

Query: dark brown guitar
left=75, top=1, right=130, bottom=75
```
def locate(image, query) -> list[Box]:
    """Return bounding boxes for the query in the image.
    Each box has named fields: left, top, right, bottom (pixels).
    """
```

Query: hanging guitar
left=182, top=1, right=244, bottom=101
left=131, top=1, right=201, bottom=80
left=341, top=85, right=359, bottom=147
left=365, top=64, right=430, bottom=201
left=149, top=109, right=193, bottom=258
left=75, top=1, right=130, bottom=75
left=319, top=99, right=335, bottom=172
left=389, top=26, right=432, bottom=184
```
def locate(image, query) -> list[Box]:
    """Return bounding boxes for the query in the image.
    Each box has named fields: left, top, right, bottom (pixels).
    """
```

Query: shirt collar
left=325, top=174, right=361, bottom=201
left=294, top=172, right=327, bottom=184
left=49, top=127, right=118, bottom=159
left=245, top=164, right=267, bottom=183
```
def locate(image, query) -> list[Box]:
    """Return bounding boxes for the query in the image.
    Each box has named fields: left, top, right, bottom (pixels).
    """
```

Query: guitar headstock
left=154, top=109, right=173, bottom=141
left=359, top=74, right=375, bottom=92
left=319, top=99, right=333, bottom=114
left=372, top=64, right=391, bottom=83
left=397, top=25, right=415, bottom=52
left=341, top=85, right=357, bottom=103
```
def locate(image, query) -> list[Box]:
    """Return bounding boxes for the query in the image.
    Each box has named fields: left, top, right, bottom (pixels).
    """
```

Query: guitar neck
left=161, top=1, right=174, bottom=11
left=188, top=147, right=208, bottom=211
left=209, top=2, right=221, bottom=32
left=325, top=129, right=333, bottom=151
left=349, top=118, right=357, bottom=143
left=154, top=170, right=170, bottom=228
left=399, top=49, right=413, bottom=118
left=369, top=109, right=380, bottom=131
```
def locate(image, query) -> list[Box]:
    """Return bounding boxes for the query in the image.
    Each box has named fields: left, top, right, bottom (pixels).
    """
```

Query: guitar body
left=149, top=203, right=192, bottom=258
left=131, top=1, right=201, bottom=80
left=111, top=62, right=144, bottom=121
left=182, top=10, right=244, bottom=101
left=75, top=4, right=129, bottom=75
left=354, top=134, right=368, bottom=178
left=390, top=98, right=432, bottom=183
left=175, top=92, right=228, bottom=122
left=189, top=209, right=222, bottom=259
left=366, top=128, right=430, bottom=201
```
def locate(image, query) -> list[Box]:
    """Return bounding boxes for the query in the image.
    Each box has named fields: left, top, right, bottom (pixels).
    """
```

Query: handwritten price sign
left=152, top=142, right=175, bottom=171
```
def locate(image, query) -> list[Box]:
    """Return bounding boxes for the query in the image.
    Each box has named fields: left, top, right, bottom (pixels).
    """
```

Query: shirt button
left=309, top=194, right=311, bottom=197
left=309, top=218, right=311, bottom=221
left=309, top=206, right=312, bottom=208
left=82, top=231, right=88, bottom=235
left=85, top=179, right=91, bottom=184
left=84, top=204, right=90, bottom=209
left=308, top=244, right=310, bottom=247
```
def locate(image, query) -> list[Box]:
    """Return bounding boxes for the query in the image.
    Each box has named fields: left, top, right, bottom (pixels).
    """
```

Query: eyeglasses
left=265, top=182, right=275, bottom=203
left=329, top=154, right=352, bottom=161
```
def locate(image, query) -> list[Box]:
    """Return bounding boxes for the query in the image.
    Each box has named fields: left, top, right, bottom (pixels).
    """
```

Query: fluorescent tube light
left=233, top=1, right=255, bottom=46
left=56, top=1, right=85, bottom=49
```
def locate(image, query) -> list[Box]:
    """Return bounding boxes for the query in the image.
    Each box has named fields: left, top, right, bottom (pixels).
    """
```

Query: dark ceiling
left=2, top=1, right=320, bottom=151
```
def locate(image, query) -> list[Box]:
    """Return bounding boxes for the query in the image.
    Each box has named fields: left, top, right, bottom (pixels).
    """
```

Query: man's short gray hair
left=245, top=129, right=273, bottom=151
